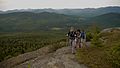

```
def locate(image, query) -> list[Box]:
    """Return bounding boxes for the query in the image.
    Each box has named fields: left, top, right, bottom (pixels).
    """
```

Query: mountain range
left=0, top=6, right=120, bottom=32
left=86, top=13, right=120, bottom=28
left=0, top=12, right=80, bottom=32
left=1, top=6, right=120, bottom=17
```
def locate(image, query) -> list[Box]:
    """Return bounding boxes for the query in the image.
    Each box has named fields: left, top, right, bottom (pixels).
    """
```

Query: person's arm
left=78, top=33, right=81, bottom=38
left=66, top=34, right=68, bottom=37
left=66, top=32, right=70, bottom=37
left=80, top=33, right=81, bottom=38
left=74, top=33, right=77, bottom=37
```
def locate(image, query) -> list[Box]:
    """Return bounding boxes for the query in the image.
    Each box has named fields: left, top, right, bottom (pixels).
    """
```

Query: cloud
left=1, top=0, right=120, bottom=10
left=0, top=0, right=4, bottom=10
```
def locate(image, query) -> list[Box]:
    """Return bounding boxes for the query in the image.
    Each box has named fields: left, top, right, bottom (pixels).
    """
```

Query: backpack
left=81, top=32, right=85, bottom=39
left=68, top=31, right=76, bottom=40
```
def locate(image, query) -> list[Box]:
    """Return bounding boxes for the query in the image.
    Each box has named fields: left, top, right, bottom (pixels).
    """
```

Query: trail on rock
left=14, top=46, right=87, bottom=68
left=0, top=46, right=88, bottom=68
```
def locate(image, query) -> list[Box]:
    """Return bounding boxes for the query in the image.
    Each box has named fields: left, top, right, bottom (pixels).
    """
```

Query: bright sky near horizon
left=0, top=0, right=120, bottom=10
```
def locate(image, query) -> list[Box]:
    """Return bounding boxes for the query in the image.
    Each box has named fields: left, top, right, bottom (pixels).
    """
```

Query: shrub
left=106, top=43, right=120, bottom=68
left=91, top=34, right=103, bottom=47
left=86, top=32, right=93, bottom=41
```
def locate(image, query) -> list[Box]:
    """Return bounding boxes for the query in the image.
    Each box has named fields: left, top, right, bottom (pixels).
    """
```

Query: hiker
left=67, top=27, right=77, bottom=54
left=76, top=29, right=81, bottom=48
left=80, top=30, right=86, bottom=48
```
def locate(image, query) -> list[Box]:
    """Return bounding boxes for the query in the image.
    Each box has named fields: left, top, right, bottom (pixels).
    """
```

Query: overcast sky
left=0, top=0, right=120, bottom=10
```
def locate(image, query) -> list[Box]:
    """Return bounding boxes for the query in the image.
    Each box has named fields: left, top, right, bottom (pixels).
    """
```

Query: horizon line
left=1, top=6, right=120, bottom=11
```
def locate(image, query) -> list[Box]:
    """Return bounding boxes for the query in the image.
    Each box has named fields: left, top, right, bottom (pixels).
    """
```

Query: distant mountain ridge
left=1, top=6, right=120, bottom=17
left=0, top=10, right=120, bottom=32
left=0, top=12, right=80, bottom=32
left=87, top=13, right=120, bottom=28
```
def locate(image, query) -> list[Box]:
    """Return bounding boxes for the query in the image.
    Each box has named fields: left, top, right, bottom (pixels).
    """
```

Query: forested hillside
left=87, top=13, right=120, bottom=28
left=0, top=12, right=120, bottom=32
left=0, top=12, right=81, bottom=32
left=0, top=31, right=66, bottom=62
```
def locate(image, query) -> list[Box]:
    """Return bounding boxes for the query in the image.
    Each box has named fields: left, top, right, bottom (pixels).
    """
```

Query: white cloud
left=1, top=0, right=120, bottom=10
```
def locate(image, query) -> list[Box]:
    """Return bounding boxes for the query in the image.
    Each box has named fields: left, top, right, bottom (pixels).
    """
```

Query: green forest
left=0, top=31, right=66, bottom=62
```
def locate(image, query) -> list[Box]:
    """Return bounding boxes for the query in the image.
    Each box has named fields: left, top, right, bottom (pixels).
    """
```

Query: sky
left=0, top=0, right=120, bottom=10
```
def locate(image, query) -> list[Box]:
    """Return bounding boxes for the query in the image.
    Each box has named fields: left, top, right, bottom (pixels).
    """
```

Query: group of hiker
left=67, top=27, right=86, bottom=54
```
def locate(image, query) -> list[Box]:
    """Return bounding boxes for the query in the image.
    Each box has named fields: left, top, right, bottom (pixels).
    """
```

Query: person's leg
left=71, top=40, right=74, bottom=53
left=69, top=39, right=74, bottom=53
left=76, top=39, right=79, bottom=48
left=83, top=39, right=87, bottom=48
left=69, top=39, right=72, bottom=46
left=74, top=38, right=77, bottom=48
left=81, top=38, right=83, bottom=48
left=71, top=39, right=74, bottom=53
left=72, top=40, right=76, bottom=54
left=78, top=39, right=81, bottom=48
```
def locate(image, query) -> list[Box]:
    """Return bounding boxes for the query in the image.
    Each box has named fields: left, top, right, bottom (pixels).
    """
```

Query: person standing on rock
left=76, top=29, right=81, bottom=48
left=80, top=29, right=86, bottom=48
left=67, top=27, right=77, bottom=54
